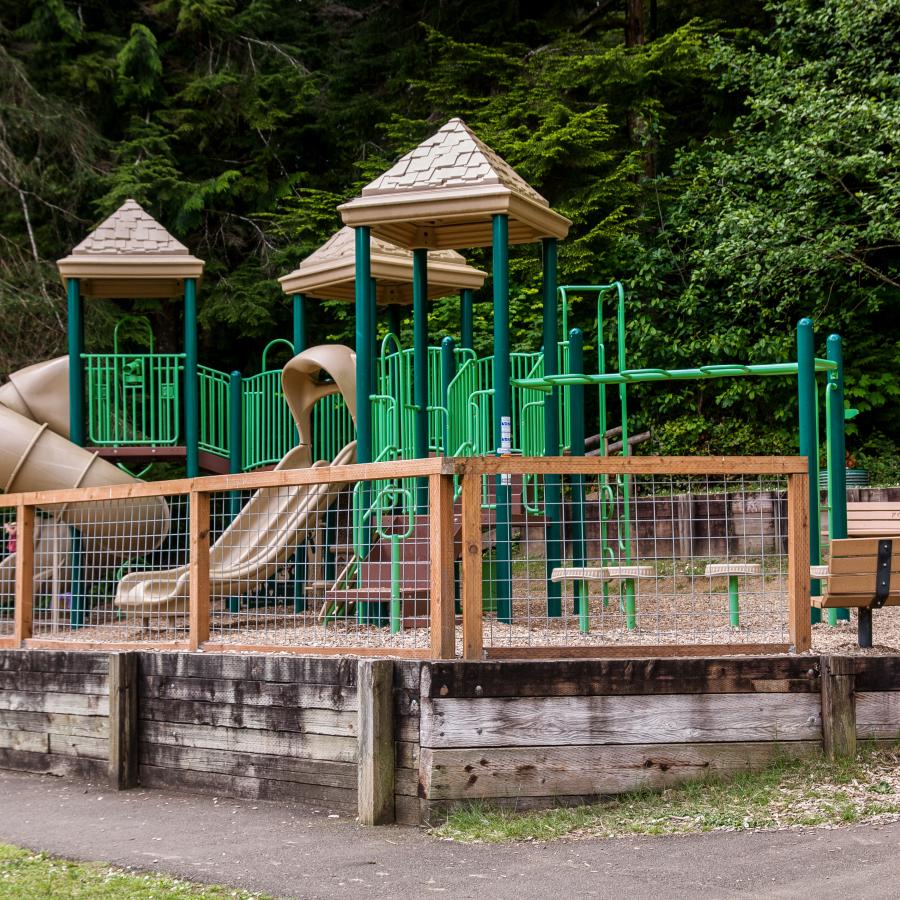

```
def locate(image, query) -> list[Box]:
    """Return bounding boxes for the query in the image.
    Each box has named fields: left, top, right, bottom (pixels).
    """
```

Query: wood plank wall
left=417, top=658, right=825, bottom=819
left=0, top=650, right=109, bottom=779
left=394, top=661, right=424, bottom=824
left=0, top=652, right=897, bottom=826
left=137, top=654, right=360, bottom=812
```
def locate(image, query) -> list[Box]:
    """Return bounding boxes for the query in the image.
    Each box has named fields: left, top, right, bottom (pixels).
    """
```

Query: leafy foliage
left=0, top=0, right=895, bottom=464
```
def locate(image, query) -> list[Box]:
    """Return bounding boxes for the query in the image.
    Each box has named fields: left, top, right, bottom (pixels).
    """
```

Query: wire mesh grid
left=29, top=493, right=187, bottom=643
left=478, top=470, right=791, bottom=649
left=0, top=507, right=17, bottom=636
left=209, top=474, right=432, bottom=649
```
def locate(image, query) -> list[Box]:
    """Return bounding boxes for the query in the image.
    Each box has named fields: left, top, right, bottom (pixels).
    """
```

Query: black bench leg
left=858, top=608, right=873, bottom=649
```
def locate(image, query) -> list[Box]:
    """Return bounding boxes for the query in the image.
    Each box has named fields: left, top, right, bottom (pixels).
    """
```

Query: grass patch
left=0, top=844, right=270, bottom=898
left=432, top=744, right=900, bottom=843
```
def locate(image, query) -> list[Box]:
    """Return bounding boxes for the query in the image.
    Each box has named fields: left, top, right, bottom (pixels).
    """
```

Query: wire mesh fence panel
left=0, top=507, right=17, bottom=636
left=208, top=474, right=433, bottom=650
left=28, top=493, right=189, bottom=644
left=478, top=469, right=792, bottom=651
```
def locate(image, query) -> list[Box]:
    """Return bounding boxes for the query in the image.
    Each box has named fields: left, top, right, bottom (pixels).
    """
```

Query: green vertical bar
left=387, top=304, right=402, bottom=340
left=354, top=228, right=372, bottom=464
left=797, top=318, right=821, bottom=624
left=440, top=336, right=456, bottom=455
left=460, top=288, right=474, bottom=351
left=492, top=215, right=513, bottom=624
left=728, top=575, right=740, bottom=628
left=413, top=249, right=429, bottom=511
left=228, top=371, right=242, bottom=475
left=354, top=228, right=373, bottom=624
left=569, top=329, right=588, bottom=631
left=826, top=334, right=850, bottom=623
left=67, top=278, right=84, bottom=445
left=292, top=294, right=306, bottom=354
left=184, top=278, right=199, bottom=477
left=542, top=239, right=562, bottom=618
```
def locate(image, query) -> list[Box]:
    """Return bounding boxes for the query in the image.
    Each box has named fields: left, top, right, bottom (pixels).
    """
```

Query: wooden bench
left=846, top=502, right=900, bottom=537
left=812, top=538, right=899, bottom=647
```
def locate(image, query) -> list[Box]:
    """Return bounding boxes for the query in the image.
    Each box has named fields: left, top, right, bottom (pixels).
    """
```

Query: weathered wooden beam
left=425, top=658, right=821, bottom=699
left=357, top=659, right=394, bottom=825
left=429, top=473, right=456, bottom=660
left=108, top=652, right=138, bottom=789
left=188, top=490, right=210, bottom=650
left=13, top=503, right=34, bottom=646
left=787, top=472, right=812, bottom=653
left=460, top=473, right=483, bottom=661
left=820, top=655, right=856, bottom=760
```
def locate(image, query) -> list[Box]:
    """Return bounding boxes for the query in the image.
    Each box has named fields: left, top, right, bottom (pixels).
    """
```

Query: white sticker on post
left=500, top=415, right=512, bottom=452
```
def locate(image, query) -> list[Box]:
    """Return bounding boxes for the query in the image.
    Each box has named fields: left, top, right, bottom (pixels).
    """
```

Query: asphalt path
left=0, top=771, right=897, bottom=899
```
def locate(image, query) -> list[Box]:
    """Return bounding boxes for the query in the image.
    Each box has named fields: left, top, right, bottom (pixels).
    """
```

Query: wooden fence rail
left=0, top=456, right=811, bottom=657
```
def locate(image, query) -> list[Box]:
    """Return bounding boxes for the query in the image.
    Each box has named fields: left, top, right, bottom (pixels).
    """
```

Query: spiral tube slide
left=0, top=357, right=170, bottom=600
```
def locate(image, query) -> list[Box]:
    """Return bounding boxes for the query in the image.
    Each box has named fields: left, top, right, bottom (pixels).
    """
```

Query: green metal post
left=387, top=304, right=402, bottom=340
left=492, top=215, right=513, bottom=624
left=728, top=575, right=740, bottom=628
left=542, top=238, right=562, bottom=618
left=412, top=249, right=429, bottom=511
left=440, top=336, right=456, bottom=455
left=370, top=277, right=379, bottom=395
left=228, top=371, right=242, bottom=475
left=354, top=227, right=372, bottom=465
left=67, top=278, right=85, bottom=445
left=354, top=228, right=373, bottom=624
left=292, top=294, right=306, bottom=354
left=826, top=334, right=850, bottom=623
left=797, top=318, right=821, bottom=624
left=460, top=288, right=474, bottom=351
left=390, top=537, right=401, bottom=634
left=184, top=278, right=200, bottom=477
left=569, top=329, right=588, bottom=632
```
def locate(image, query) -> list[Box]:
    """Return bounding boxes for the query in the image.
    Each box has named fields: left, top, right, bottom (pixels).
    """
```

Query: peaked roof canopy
left=57, top=199, right=204, bottom=298
left=278, top=226, right=485, bottom=305
left=338, top=118, right=571, bottom=250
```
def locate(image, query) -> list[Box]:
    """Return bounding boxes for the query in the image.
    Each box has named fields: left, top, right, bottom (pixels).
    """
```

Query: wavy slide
left=114, top=344, right=359, bottom=614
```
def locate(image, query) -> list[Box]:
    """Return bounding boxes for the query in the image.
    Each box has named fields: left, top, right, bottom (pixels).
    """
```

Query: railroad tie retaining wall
left=0, top=651, right=897, bottom=825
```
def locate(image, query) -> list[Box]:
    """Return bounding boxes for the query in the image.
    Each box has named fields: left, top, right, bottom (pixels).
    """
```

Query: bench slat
left=826, top=555, right=900, bottom=576
left=814, top=593, right=900, bottom=609
left=829, top=573, right=900, bottom=594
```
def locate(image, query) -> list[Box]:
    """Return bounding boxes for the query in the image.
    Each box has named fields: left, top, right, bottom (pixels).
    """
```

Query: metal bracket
left=871, top=539, right=893, bottom=609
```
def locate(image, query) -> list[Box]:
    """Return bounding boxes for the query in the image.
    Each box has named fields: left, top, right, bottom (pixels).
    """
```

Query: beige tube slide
left=115, top=344, right=358, bottom=614
left=0, top=357, right=171, bottom=602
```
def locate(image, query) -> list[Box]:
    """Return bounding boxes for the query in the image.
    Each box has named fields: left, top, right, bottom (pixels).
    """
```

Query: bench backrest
left=846, top=502, right=900, bottom=537
left=827, top=537, right=900, bottom=603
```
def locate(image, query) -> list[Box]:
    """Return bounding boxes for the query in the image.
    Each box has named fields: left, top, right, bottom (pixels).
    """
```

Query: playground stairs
left=323, top=474, right=545, bottom=627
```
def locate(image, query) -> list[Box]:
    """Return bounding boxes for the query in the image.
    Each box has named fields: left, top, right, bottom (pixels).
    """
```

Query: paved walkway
left=0, top=771, right=897, bottom=899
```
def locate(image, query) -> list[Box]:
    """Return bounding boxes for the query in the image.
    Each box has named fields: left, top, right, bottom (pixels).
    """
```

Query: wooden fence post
left=821, top=655, right=856, bottom=760
left=429, top=473, right=456, bottom=659
left=189, top=490, right=210, bottom=650
left=460, top=470, right=483, bottom=660
left=14, top=503, right=34, bottom=647
left=108, top=652, right=139, bottom=788
left=787, top=473, right=811, bottom=653
left=357, top=659, right=394, bottom=825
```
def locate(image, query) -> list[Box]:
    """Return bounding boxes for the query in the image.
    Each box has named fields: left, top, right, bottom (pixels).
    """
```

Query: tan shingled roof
left=58, top=199, right=204, bottom=298
left=278, top=226, right=485, bottom=305
left=339, top=118, right=570, bottom=249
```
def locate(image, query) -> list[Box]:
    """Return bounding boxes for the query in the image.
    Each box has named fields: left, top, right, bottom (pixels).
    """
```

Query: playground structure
left=0, top=116, right=882, bottom=656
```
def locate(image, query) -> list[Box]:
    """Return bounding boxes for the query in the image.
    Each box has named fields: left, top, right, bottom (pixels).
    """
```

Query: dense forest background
left=1, top=0, right=898, bottom=475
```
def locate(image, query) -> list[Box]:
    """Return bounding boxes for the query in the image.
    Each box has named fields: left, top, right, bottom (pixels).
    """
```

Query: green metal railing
left=198, top=365, right=230, bottom=456
left=311, top=394, right=354, bottom=463
left=241, top=368, right=298, bottom=470
left=84, top=353, right=183, bottom=446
